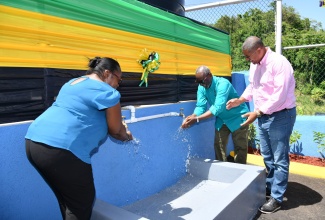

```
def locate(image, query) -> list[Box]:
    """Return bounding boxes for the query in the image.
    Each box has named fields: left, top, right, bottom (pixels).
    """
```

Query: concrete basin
left=92, top=158, right=266, bottom=220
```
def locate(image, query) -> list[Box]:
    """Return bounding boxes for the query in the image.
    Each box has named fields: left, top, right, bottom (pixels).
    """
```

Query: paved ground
left=253, top=173, right=325, bottom=220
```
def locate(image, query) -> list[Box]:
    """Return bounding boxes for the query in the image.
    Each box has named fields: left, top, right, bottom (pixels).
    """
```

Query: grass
left=295, top=90, right=325, bottom=115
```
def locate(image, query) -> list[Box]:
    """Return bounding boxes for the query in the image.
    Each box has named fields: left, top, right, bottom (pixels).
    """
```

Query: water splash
left=130, top=137, right=140, bottom=145
left=173, top=127, right=189, bottom=143
left=172, top=127, right=194, bottom=173
left=122, top=136, right=141, bottom=155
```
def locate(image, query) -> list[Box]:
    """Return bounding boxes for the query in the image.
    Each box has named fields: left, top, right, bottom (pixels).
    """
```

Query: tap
left=179, top=108, right=185, bottom=118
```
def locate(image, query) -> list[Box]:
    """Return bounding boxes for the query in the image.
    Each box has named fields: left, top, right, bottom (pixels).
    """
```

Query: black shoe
left=266, top=190, right=271, bottom=199
left=259, top=197, right=281, bottom=214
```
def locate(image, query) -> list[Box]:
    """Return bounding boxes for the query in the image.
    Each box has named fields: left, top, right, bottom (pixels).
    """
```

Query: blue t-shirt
left=25, top=76, right=120, bottom=164
left=194, top=76, right=249, bottom=132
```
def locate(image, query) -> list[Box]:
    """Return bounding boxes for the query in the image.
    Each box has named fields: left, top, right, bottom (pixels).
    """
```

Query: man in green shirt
left=181, top=66, right=249, bottom=164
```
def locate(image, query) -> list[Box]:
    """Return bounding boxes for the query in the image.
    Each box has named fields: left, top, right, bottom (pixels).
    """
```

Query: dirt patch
left=248, top=147, right=325, bottom=167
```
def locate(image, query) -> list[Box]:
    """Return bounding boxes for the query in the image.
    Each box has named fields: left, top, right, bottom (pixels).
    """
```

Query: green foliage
left=212, top=4, right=325, bottom=115
left=295, top=90, right=325, bottom=115
left=290, top=130, right=301, bottom=145
left=313, top=131, right=325, bottom=159
left=319, top=81, right=325, bottom=90
left=248, top=123, right=260, bottom=149
left=290, top=130, right=302, bottom=155
left=311, top=87, right=325, bottom=104
left=300, top=83, right=313, bottom=95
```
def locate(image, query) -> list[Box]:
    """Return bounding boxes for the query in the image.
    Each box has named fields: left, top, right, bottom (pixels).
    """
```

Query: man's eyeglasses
left=111, top=72, right=122, bottom=84
left=195, top=74, right=208, bottom=85
left=244, top=49, right=258, bottom=60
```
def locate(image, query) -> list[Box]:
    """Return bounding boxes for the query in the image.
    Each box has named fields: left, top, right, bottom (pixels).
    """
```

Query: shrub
left=319, top=81, right=325, bottom=90
left=311, top=87, right=325, bottom=104
left=313, top=131, right=325, bottom=160
left=248, top=123, right=260, bottom=150
left=289, top=130, right=302, bottom=155
left=298, top=82, right=313, bottom=95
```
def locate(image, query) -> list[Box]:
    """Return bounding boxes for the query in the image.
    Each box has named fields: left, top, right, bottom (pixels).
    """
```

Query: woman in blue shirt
left=25, top=57, right=132, bottom=220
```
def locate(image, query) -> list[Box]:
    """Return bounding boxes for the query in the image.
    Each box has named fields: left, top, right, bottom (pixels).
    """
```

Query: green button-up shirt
left=194, top=76, right=249, bottom=132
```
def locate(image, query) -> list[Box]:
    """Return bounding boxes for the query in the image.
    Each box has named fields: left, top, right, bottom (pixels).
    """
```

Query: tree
left=213, top=4, right=325, bottom=89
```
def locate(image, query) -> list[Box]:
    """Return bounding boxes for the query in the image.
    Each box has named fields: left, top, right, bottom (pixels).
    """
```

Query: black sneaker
left=259, top=197, right=281, bottom=214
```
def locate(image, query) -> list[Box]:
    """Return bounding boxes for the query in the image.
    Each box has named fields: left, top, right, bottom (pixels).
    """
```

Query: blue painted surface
left=0, top=123, right=61, bottom=220
left=93, top=102, right=216, bottom=206
left=1, top=73, right=324, bottom=219
left=291, top=116, right=325, bottom=157
left=0, top=102, right=216, bottom=219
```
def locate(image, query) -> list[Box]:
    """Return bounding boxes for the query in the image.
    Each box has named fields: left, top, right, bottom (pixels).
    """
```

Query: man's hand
left=226, top=98, right=241, bottom=110
left=240, top=112, right=258, bottom=127
left=181, top=115, right=196, bottom=128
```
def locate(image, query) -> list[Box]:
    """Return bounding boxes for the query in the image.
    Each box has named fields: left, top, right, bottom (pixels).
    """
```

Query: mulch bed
left=248, top=147, right=325, bottom=167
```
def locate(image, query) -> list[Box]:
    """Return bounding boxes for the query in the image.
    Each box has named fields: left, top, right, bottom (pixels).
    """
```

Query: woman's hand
left=125, top=130, right=133, bottom=141
left=106, top=103, right=133, bottom=141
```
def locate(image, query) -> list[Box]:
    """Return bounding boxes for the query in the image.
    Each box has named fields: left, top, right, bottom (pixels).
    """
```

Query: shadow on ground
left=254, top=174, right=324, bottom=220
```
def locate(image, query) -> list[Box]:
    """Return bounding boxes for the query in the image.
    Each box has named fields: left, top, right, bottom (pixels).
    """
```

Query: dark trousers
left=26, top=139, right=95, bottom=220
left=214, top=124, right=249, bottom=164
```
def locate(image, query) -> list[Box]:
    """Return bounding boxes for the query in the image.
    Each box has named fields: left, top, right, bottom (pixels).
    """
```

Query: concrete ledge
left=91, top=199, right=148, bottom=220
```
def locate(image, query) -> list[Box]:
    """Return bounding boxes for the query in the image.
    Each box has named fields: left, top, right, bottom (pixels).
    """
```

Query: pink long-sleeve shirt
left=241, top=47, right=296, bottom=115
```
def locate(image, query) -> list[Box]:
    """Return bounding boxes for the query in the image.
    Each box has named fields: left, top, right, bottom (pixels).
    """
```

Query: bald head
left=242, top=36, right=265, bottom=52
left=195, top=65, right=211, bottom=77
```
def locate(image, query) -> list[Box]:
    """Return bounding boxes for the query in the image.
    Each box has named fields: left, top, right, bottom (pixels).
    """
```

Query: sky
left=185, top=0, right=325, bottom=28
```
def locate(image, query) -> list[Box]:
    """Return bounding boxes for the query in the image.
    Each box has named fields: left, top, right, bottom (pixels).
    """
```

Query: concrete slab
left=92, top=159, right=266, bottom=220
left=124, top=159, right=265, bottom=220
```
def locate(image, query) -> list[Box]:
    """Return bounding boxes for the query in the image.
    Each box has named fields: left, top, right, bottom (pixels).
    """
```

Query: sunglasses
left=195, top=74, right=209, bottom=85
left=111, top=72, right=122, bottom=84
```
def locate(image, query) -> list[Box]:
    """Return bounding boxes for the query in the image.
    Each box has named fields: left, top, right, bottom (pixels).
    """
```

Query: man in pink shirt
left=227, top=36, right=296, bottom=214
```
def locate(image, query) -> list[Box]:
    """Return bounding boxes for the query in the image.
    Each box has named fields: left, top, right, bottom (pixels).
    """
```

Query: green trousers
left=214, top=124, right=248, bottom=164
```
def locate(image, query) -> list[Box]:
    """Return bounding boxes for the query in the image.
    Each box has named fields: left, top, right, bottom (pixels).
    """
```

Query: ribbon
left=137, top=48, right=160, bottom=87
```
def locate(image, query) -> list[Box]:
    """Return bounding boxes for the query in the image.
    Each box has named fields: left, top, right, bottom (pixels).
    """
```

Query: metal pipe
left=184, top=0, right=256, bottom=12
left=275, top=0, right=282, bottom=54
left=283, top=44, right=325, bottom=50
left=125, top=112, right=181, bottom=124
left=122, top=106, right=183, bottom=124
left=122, top=105, right=136, bottom=121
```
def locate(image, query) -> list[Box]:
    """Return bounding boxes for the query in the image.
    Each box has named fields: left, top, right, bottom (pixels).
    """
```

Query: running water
left=123, top=136, right=141, bottom=155
left=130, top=137, right=140, bottom=145
left=122, top=135, right=150, bottom=204
left=173, top=126, right=193, bottom=173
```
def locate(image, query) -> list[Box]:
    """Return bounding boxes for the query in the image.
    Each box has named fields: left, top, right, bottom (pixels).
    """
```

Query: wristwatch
left=196, top=117, right=200, bottom=123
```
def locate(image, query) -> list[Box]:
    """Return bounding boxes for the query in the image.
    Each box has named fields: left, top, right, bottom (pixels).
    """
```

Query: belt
left=263, top=107, right=295, bottom=116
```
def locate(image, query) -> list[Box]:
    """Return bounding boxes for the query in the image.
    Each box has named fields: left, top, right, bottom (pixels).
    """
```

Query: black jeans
left=26, top=139, right=95, bottom=220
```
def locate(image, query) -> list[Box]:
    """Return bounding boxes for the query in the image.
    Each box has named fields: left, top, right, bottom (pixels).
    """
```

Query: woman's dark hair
left=87, top=57, right=121, bottom=79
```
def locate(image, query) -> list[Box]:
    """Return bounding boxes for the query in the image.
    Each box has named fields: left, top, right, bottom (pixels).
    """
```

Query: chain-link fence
left=283, top=46, right=325, bottom=115
left=185, top=0, right=325, bottom=115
